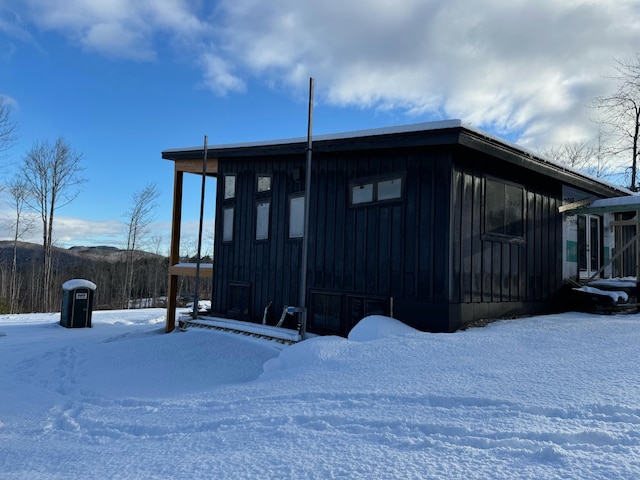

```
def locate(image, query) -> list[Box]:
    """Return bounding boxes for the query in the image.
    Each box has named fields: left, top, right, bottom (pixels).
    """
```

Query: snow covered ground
left=1, top=308, right=639, bottom=479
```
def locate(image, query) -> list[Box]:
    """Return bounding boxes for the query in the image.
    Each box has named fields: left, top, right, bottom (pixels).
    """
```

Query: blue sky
left=1, top=0, right=639, bottom=253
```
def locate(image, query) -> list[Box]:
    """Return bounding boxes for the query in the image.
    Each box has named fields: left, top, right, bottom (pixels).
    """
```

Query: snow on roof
left=62, top=279, right=97, bottom=291
left=585, top=195, right=640, bottom=209
left=162, top=119, right=464, bottom=155
left=162, top=119, right=631, bottom=195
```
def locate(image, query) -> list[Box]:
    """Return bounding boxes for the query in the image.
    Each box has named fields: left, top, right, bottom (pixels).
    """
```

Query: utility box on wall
left=60, top=279, right=97, bottom=328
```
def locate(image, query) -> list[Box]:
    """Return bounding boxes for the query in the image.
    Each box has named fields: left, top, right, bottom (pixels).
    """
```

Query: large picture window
left=485, top=178, right=524, bottom=238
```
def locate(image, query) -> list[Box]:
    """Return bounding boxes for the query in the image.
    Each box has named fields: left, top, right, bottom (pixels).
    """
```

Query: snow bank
left=573, top=285, right=629, bottom=303
left=348, top=314, right=419, bottom=341
left=1, top=309, right=640, bottom=479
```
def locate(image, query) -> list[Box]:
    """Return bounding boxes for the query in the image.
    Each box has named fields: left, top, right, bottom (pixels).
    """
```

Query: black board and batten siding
left=213, top=156, right=305, bottom=325
left=199, top=123, right=624, bottom=335
left=306, top=148, right=453, bottom=335
left=449, top=149, right=564, bottom=326
left=212, top=143, right=457, bottom=335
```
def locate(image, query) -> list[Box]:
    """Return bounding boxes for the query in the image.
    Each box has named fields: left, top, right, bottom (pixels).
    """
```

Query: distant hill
left=0, top=240, right=171, bottom=312
left=0, top=241, right=165, bottom=270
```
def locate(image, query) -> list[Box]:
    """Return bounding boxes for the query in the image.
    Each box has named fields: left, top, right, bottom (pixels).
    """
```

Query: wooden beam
left=169, top=263, right=214, bottom=278
left=636, top=213, right=640, bottom=286
left=166, top=170, right=184, bottom=333
left=558, top=198, right=592, bottom=213
left=175, top=158, right=219, bottom=174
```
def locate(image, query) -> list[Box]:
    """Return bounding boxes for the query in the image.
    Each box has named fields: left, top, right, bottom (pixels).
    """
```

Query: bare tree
left=122, top=183, right=160, bottom=308
left=541, top=130, right=616, bottom=180
left=542, top=140, right=595, bottom=171
left=7, top=177, right=34, bottom=313
left=21, top=137, right=86, bottom=312
left=0, top=97, right=18, bottom=158
left=592, top=54, right=640, bottom=190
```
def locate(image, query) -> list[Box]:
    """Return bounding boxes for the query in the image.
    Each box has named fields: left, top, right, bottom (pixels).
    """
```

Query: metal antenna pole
left=193, top=135, right=208, bottom=319
left=299, top=77, right=314, bottom=339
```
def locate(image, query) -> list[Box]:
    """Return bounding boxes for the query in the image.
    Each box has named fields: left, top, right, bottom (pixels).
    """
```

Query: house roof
left=162, top=120, right=632, bottom=198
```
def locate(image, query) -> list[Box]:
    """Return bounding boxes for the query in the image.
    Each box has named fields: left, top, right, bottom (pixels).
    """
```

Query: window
left=227, top=283, right=250, bottom=318
left=257, top=175, right=271, bottom=193
left=223, top=207, right=234, bottom=242
left=352, top=183, right=374, bottom=204
left=256, top=200, right=270, bottom=240
left=289, top=195, right=305, bottom=238
left=377, top=178, right=402, bottom=201
left=347, top=296, right=389, bottom=330
left=224, top=174, right=236, bottom=200
left=485, top=178, right=524, bottom=238
left=311, top=292, right=341, bottom=332
left=350, top=175, right=403, bottom=206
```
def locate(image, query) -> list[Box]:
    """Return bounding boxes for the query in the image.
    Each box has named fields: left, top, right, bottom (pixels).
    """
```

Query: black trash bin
left=60, top=279, right=97, bottom=328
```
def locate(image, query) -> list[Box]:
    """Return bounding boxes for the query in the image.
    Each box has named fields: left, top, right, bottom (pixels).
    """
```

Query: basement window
left=311, top=292, right=341, bottom=332
left=227, top=283, right=250, bottom=318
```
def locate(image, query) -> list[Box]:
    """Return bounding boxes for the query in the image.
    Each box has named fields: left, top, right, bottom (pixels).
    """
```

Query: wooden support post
left=636, top=210, right=640, bottom=299
left=166, top=169, right=184, bottom=333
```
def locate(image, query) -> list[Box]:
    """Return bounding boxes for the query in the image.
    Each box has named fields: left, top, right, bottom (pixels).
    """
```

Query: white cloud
left=213, top=0, right=640, bottom=148
left=6, top=0, right=640, bottom=148
left=15, top=0, right=208, bottom=61
left=199, top=52, right=245, bottom=95
left=0, top=206, right=172, bottom=251
left=82, top=21, right=155, bottom=61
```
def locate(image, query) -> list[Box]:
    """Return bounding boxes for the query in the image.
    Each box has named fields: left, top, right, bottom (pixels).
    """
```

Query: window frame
left=288, top=193, right=305, bottom=239
left=224, top=174, right=236, bottom=200
left=255, top=199, right=270, bottom=241
left=483, top=176, right=525, bottom=241
left=257, top=174, right=272, bottom=194
left=349, top=173, right=404, bottom=207
left=222, top=206, right=234, bottom=242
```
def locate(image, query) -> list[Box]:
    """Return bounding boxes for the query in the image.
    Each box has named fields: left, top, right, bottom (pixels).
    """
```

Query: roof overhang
left=559, top=195, right=640, bottom=215
left=161, top=120, right=631, bottom=198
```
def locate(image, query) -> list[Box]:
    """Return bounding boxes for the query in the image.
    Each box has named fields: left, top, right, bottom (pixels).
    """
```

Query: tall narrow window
left=224, top=174, right=236, bottom=200
left=289, top=195, right=305, bottom=238
left=256, top=200, right=270, bottom=240
left=223, top=207, right=234, bottom=242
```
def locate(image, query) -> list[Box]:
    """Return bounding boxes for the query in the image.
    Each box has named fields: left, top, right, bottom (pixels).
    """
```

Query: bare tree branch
left=20, top=137, right=86, bottom=311
left=591, top=54, right=640, bottom=190
left=122, top=183, right=160, bottom=308
left=0, top=97, right=18, bottom=157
